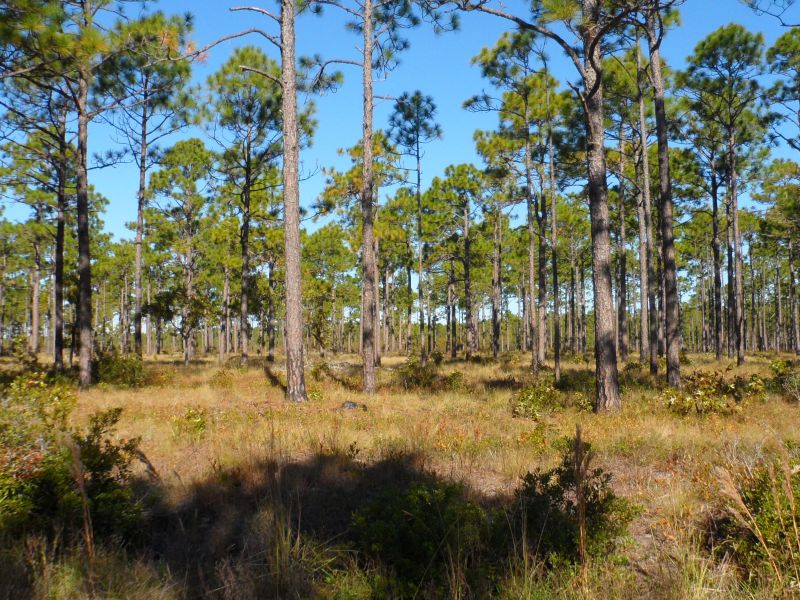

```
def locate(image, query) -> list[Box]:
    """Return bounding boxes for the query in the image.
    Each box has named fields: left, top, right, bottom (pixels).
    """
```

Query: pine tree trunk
left=268, top=261, right=276, bottom=362
left=646, top=19, right=681, bottom=387
left=359, top=0, right=378, bottom=391
left=584, top=6, right=620, bottom=411
left=240, top=147, right=252, bottom=366
left=729, top=128, right=745, bottom=366
left=711, top=162, right=723, bottom=361
left=536, top=182, right=547, bottom=367
left=416, top=151, right=426, bottom=366
left=374, top=237, right=381, bottom=366
left=548, top=85, right=561, bottom=382
left=636, top=41, right=657, bottom=376
left=790, top=239, right=800, bottom=354
left=76, top=63, right=93, bottom=388
left=29, top=244, right=40, bottom=355
left=53, top=122, right=67, bottom=371
left=524, top=100, right=539, bottom=372
left=134, top=89, right=148, bottom=358
left=492, top=201, right=502, bottom=359
left=464, top=200, right=476, bottom=359
left=617, top=121, right=628, bottom=364
left=281, top=0, right=308, bottom=401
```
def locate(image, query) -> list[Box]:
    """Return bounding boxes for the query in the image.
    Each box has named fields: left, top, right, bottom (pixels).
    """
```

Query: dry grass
left=3, top=351, right=799, bottom=598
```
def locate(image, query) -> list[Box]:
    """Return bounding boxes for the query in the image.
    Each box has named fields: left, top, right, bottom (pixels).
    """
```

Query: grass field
left=2, top=351, right=799, bottom=598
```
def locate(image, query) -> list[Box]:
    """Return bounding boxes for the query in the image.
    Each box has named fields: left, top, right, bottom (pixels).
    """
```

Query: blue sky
left=78, top=0, right=796, bottom=239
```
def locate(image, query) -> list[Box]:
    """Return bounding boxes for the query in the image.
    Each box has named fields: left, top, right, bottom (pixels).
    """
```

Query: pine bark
left=76, top=63, right=93, bottom=388
left=646, top=20, right=681, bottom=386
left=281, top=0, right=308, bottom=401
left=583, top=1, right=620, bottom=411
left=360, top=0, right=377, bottom=392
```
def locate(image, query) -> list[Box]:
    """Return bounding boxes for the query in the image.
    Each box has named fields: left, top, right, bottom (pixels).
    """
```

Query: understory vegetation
left=2, top=352, right=800, bottom=599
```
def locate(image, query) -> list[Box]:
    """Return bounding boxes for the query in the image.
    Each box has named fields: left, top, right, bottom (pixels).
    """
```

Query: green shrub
left=662, top=371, right=740, bottom=416
left=443, top=370, right=465, bottom=392
left=769, top=359, right=800, bottom=403
left=95, top=352, right=145, bottom=387
left=733, top=374, right=767, bottom=404
left=208, top=368, right=234, bottom=390
left=715, top=447, right=800, bottom=592
left=0, top=373, right=141, bottom=537
left=431, top=350, right=444, bottom=366
left=769, top=359, right=793, bottom=384
left=396, top=356, right=439, bottom=390
left=511, top=379, right=559, bottom=419
left=782, top=371, right=800, bottom=404
left=352, top=481, right=487, bottom=595
left=170, top=406, right=208, bottom=439
left=511, top=434, right=636, bottom=564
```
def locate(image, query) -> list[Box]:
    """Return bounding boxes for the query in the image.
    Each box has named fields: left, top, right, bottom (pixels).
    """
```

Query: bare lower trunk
left=464, top=201, right=476, bottom=359
left=54, top=125, right=67, bottom=371
left=492, top=202, right=502, bottom=359
left=134, top=94, right=148, bottom=357
left=637, top=40, right=657, bottom=377
left=360, top=0, right=377, bottom=392
left=647, top=21, right=681, bottom=386
left=281, top=0, right=308, bottom=401
left=584, top=9, right=620, bottom=411
left=77, top=66, right=93, bottom=388
left=416, top=152, right=426, bottom=366
left=729, top=128, right=744, bottom=366
left=536, top=186, right=547, bottom=367
left=268, top=261, right=276, bottom=362
left=790, top=239, right=799, bottom=355
left=526, top=146, right=537, bottom=371
left=711, top=163, right=722, bottom=361
left=29, top=246, right=40, bottom=355
left=240, top=158, right=252, bottom=366
left=547, top=84, right=561, bottom=382
left=617, top=120, right=628, bottom=363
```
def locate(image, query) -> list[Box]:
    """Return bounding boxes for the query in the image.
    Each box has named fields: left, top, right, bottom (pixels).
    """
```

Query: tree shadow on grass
left=555, top=367, right=596, bottom=394
left=135, top=451, right=506, bottom=598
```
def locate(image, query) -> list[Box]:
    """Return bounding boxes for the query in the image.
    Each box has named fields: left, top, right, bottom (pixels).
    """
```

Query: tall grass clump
left=715, top=444, right=800, bottom=594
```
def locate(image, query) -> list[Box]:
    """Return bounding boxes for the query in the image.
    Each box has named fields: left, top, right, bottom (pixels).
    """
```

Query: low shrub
left=770, top=359, right=800, bottom=403
left=352, top=481, right=488, bottom=595
left=511, top=430, right=636, bottom=564
left=208, top=367, right=235, bottom=390
left=395, top=356, right=439, bottom=391
left=510, top=379, right=559, bottom=419
left=715, top=446, right=800, bottom=592
left=662, top=370, right=751, bottom=416
left=0, top=372, right=141, bottom=538
left=442, top=370, right=465, bottom=392
left=170, top=406, right=208, bottom=439
left=95, top=352, right=145, bottom=387
left=782, top=371, right=800, bottom=404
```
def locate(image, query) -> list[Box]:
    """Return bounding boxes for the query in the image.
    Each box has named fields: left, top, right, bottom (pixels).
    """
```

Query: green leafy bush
left=352, top=481, right=487, bottom=595
left=0, top=373, right=141, bottom=537
left=769, top=359, right=800, bottom=403
left=170, top=406, right=208, bottom=439
left=443, top=370, right=465, bottom=392
left=396, top=356, right=439, bottom=390
left=662, top=371, right=741, bottom=416
left=510, top=379, right=559, bottom=419
left=782, top=371, right=800, bottom=404
left=208, top=368, right=234, bottom=390
left=511, top=435, right=636, bottom=563
left=95, top=352, right=145, bottom=387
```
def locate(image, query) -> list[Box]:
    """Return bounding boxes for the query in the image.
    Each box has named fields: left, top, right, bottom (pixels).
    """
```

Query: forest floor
left=3, top=351, right=799, bottom=598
